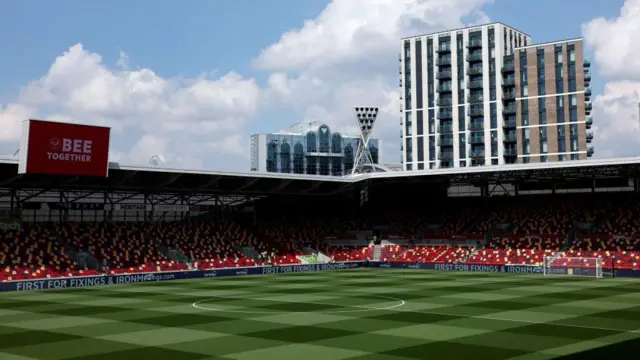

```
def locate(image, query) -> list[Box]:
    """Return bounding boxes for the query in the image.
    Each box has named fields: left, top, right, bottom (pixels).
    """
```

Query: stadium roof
left=1, top=156, right=640, bottom=195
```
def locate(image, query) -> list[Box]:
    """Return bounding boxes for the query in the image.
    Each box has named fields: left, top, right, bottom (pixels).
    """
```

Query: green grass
left=2, top=269, right=640, bottom=360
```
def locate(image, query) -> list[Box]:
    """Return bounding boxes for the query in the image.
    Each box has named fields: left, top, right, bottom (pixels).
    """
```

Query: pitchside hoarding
left=18, top=119, right=111, bottom=177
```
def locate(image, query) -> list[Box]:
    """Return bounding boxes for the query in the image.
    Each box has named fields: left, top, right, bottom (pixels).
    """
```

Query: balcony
left=467, top=67, right=483, bottom=76
left=439, top=138, right=454, bottom=146
left=585, top=73, right=591, bottom=82
left=503, top=119, right=517, bottom=128
left=502, top=105, right=516, bottom=115
left=438, top=111, right=453, bottom=119
left=436, top=70, right=452, bottom=80
left=468, top=107, right=484, bottom=117
left=584, top=58, right=591, bottom=68
left=468, top=80, right=483, bottom=89
left=438, top=151, right=454, bottom=160
left=469, top=150, right=485, bottom=158
left=503, top=133, right=517, bottom=143
left=501, top=63, right=515, bottom=73
left=436, top=44, right=451, bottom=53
left=469, top=135, right=484, bottom=144
left=584, top=87, right=591, bottom=97
left=468, top=94, right=483, bottom=103
left=467, top=38, right=482, bottom=49
left=466, top=53, right=483, bottom=62
left=585, top=102, right=593, bottom=111
left=437, top=83, right=452, bottom=93
left=469, top=122, right=484, bottom=131
left=436, top=57, right=452, bottom=66
left=503, top=91, right=516, bottom=100
left=439, top=125, right=453, bottom=133
left=502, top=78, right=516, bottom=87
left=587, top=146, right=594, bottom=157
left=437, top=98, right=453, bottom=107
left=586, top=116, right=593, bottom=128
left=586, top=131, right=593, bottom=142
left=503, top=148, right=518, bottom=157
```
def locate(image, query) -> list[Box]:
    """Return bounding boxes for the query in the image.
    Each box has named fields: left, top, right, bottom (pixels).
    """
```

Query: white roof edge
left=367, top=157, right=640, bottom=180
left=117, top=164, right=359, bottom=183
left=514, top=38, right=583, bottom=51
left=1, top=157, right=640, bottom=183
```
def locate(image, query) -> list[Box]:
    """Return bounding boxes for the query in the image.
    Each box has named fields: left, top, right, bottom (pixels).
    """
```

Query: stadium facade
left=400, top=22, right=593, bottom=171
left=250, top=124, right=380, bottom=176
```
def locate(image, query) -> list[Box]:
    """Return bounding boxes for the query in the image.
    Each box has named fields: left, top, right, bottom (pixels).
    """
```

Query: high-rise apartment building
left=400, top=23, right=593, bottom=171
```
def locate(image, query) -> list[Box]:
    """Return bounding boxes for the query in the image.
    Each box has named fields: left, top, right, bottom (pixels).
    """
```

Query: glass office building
left=250, top=124, right=380, bottom=176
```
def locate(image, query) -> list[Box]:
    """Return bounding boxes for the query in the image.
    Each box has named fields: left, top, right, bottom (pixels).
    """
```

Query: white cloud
left=583, top=0, right=640, bottom=158
left=582, top=0, right=640, bottom=80
left=257, top=0, right=492, bottom=164
left=0, top=44, right=262, bottom=170
left=590, top=82, right=640, bottom=158
left=0, top=0, right=492, bottom=170
left=255, top=0, right=491, bottom=72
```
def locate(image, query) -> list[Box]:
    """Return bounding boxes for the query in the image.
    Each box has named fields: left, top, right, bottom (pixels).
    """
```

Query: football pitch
left=1, top=269, right=640, bottom=360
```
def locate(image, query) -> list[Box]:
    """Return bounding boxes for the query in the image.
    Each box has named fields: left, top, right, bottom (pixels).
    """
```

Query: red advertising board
left=21, top=120, right=111, bottom=177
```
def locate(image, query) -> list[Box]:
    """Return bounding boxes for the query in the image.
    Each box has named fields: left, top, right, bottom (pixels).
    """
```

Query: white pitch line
left=191, top=294, right=406, bottom=314
left=192, top=294, right=640, bottom=334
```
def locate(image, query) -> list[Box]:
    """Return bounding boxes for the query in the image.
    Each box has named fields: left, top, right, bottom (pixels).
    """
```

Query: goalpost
left=543, top=256, right=603, bottom=278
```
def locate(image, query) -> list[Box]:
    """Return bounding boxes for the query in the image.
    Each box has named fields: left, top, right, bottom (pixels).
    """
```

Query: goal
left=543, top=256, right=603, bottom=278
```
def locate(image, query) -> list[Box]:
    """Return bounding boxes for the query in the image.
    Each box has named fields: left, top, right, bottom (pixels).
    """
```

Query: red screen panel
left=24, top=120, right=111, bottom=177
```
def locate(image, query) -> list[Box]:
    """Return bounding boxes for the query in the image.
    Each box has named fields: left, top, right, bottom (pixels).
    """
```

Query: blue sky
left=1, top=0, right=638, bottom=170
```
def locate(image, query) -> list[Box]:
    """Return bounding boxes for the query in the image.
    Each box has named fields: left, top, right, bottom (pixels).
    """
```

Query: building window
left=570, top=95, right=577, bottom=107
left=459, top=133, right=466, bottom=159
left=569, top=49, right=575, bottom=62
left=417, top=136, right=424, bottom=162
left=556, top=52, right=563, bottom=64
left=429, top=109, right=435, bottom=134
left=490, top=103, right=497, bottom=128
left=417, top=110, right=424, bottom=135
left=415, top=40, right=423, bottom=109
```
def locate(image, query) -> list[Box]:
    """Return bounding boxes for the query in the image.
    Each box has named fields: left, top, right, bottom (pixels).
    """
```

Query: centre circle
left=192, top=294, right=406, bottom=314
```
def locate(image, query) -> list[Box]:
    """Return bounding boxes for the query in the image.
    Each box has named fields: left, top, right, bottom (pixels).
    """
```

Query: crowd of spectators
left=3, top=194, right=640, bottom=281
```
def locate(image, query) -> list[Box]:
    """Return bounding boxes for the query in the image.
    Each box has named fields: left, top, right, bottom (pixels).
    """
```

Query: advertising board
left=0, top=262, right=363, bottom=292
left=18, top=119, right=111, bottom=177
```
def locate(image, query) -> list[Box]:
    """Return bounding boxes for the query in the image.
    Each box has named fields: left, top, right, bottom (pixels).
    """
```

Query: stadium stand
left=4, top=158, right=640, bottom=281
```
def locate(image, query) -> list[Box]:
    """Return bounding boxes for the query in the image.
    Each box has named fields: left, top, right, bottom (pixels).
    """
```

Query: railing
left=501, top=63, right=515, bottom=72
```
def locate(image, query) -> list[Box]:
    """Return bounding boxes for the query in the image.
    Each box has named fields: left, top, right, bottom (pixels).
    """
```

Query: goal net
left=543, top=256, right=603, bottom=278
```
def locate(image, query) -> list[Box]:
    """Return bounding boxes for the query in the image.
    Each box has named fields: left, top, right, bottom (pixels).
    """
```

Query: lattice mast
left=351, top=107, right=378, bottom=175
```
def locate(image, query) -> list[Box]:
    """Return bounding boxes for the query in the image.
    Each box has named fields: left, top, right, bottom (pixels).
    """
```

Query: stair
left=373, top=245, right=382, bottom=261
left=432, top=246, right=450, bottom=262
